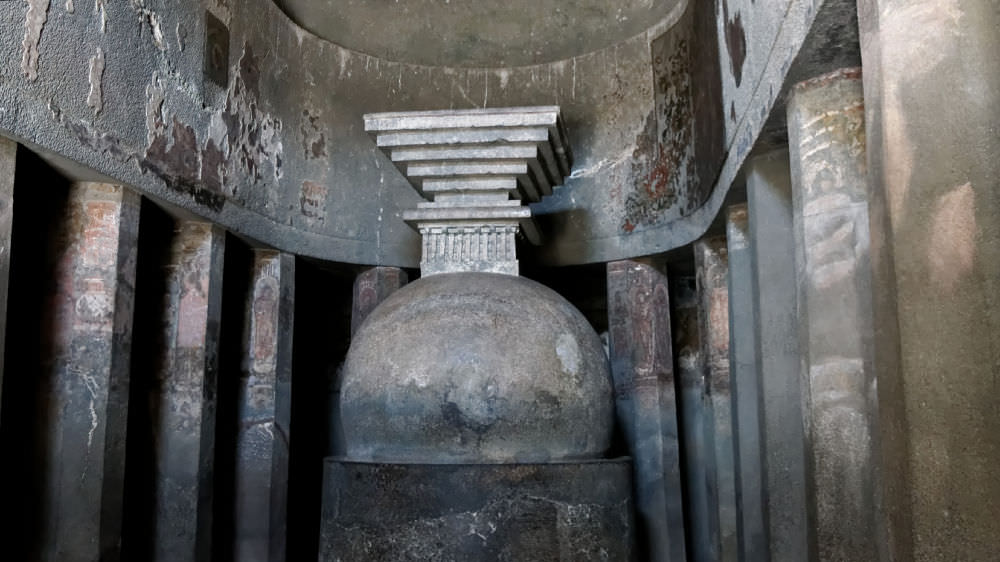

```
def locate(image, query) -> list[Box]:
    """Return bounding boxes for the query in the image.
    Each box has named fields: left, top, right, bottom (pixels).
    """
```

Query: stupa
left=319, top=107, right=635, bottom=560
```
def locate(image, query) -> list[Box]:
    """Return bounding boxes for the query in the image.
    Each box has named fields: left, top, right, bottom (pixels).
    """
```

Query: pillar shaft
left=672, top=272, right=716, bottom=562
left=746, top=149, right=813, bottom=560
left=0, top=138, right=13, bottom=419
left=234, top=251, right=295, bottom=562
left=151, top=222, right=225, bottom=562
left=350, top=266, right=408, bottom=336
left=725, top=204, right=769, bottom=560
left=695, top=236, right=737, bottom=562
left=787, top=67, right=880, bottom=561
left=859, top=1, right=1000, bottom=558
left=331, top=265, right=409, bottom=457
left=37, top=183, right=140, bottom=562
left=607, top=259, right=686, bottom=562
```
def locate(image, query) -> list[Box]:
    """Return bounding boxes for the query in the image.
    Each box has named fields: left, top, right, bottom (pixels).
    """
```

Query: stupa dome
left=340, top=271, right=614, bottom=463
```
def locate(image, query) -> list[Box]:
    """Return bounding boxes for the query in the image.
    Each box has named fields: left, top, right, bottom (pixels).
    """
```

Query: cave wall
left=0, top=0, right=844, bottom=267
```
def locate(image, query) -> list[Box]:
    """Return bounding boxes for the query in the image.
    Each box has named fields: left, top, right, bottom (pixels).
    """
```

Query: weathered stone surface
left=34, top=182, right=140, bottom=562
left=671, top=272, right=715, bottom=562
left=607, top=259, right=686, bottom=562
left=725, top=204, right=769, bottom=561
left=859, top=1, right=1000, bottom=558
left=418, top=223, right=525, bottom=276
left=150, top=222, right=225, bottom=562
left=234, top=251, right=295, bottom=562
left=350, top=266, right=408, bottom=336
left=746, top=149, right=812, bottom=560
left=787, top=67, right=880, bottom=561
left=341, top=272, right=613, bottom=463
left=319, top=459, right=635, bottom=561
left=0, top=137, right=13, bottom=419
left=695, top=236, right=737, bottom=562
left=0, top=0, right=837, bottom=267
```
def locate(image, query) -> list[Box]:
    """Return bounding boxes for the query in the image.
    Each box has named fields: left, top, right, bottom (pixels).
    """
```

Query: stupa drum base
left=320, top=458, right=636, bottom=561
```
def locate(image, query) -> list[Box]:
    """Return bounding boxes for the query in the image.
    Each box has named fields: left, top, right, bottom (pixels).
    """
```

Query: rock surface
left=340, top=271, right=614, bottom=463
left=320, top=459, right=635, bottom=561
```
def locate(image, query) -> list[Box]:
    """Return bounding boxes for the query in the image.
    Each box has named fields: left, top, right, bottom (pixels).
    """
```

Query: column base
left=320, top=458, right=635, bottom=561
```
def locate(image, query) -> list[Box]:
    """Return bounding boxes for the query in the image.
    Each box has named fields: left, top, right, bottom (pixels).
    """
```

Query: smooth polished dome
left=340, top=272, right=614, bottom=463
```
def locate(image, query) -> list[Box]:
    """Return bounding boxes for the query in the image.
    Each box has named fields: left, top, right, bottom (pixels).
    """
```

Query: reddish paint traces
left=607, top=261, right=675, bottom=398
left=300, top=180, right=327, bottom=221
left=251, top=275, right=279, bottom=374
left=81, top=200, right=118, bottom=268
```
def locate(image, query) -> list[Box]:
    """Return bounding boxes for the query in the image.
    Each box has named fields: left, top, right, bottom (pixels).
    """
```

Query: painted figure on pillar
left=252, top=277, right=278, bottom=373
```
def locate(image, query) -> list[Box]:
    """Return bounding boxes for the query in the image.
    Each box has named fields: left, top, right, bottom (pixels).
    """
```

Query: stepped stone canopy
left=365, top=106, right=573, bottom=275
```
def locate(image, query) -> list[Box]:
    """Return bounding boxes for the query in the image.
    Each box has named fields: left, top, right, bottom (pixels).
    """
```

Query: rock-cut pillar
left=150, top=222, right=225, bottom=562
left=787, top=67, right=880, bottom=561
left=694, top=236, right=737, bottom=562
left=725, top=203, right=769, bottom=561
left=351, top=266, right=408, bottom=336
left=328, top=265, right=409, bottom=456
left=607, top=259, right=686, bottom=562
left=746, top=149, right=812, bottom=561
left=38, top=183, right=141, bottom=562
left=859, top=1, right=1000, bottom=558
left=234, top=251, right=295, bottom=562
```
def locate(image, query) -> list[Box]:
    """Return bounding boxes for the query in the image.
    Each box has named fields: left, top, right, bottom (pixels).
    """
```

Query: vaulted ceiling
left=273, top=0, right=685, bottom=67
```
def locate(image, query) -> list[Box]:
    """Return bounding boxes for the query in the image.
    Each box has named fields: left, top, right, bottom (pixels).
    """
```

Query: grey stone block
left=319, top=459, right=635, bottom=561
left=366, top=107, right=573, bottom=275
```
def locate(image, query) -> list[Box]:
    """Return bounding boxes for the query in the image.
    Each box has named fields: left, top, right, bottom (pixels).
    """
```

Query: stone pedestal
left=319, top=459, right=635, bottom=561
left=364, top=106, right=569, bottom=276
